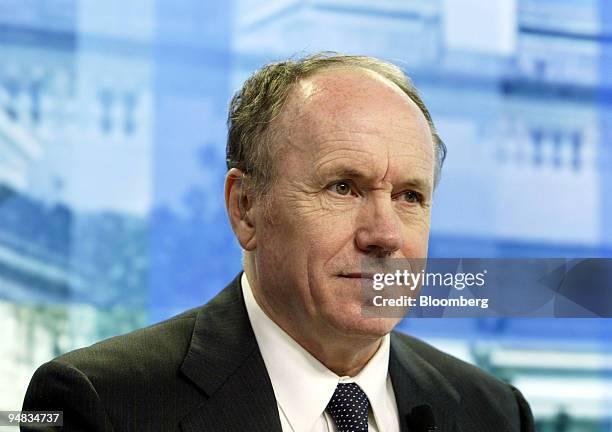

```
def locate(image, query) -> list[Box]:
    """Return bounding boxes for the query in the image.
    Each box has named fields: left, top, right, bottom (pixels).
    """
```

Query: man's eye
left=329, top=181, right=353, bottom=196
left=400, top=191, right=421, bottom=203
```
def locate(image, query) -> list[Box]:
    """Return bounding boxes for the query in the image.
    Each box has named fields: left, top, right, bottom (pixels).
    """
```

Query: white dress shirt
left=241, top=273, right=400, bottom=432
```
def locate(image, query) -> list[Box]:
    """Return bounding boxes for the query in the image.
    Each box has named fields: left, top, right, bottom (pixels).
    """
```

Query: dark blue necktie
left=326, top=383, right=369, bottom=432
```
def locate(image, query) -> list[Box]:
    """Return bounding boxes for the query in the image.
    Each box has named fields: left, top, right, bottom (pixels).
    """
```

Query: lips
left=340, top=273, right=375, bottom=279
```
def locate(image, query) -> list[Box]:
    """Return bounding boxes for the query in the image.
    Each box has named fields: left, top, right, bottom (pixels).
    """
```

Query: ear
left=225, top=168, right=257, bottom=251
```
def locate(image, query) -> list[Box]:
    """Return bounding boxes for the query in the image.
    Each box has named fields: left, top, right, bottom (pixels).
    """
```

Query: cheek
left=257, top=205, right=342, bottom=272
left=305, top=211, right=359, bottom=259
left=400, top=217, right=431, bottom=257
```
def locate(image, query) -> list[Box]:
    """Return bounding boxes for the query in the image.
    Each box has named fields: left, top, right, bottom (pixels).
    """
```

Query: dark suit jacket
left=22, top=274, right=534, bottom=431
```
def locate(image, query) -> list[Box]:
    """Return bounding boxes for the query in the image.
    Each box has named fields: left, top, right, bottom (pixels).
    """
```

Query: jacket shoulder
left=24, top=307, right=206, bottom=431
left=56, top=306, right=200, bottom=377
left=392, top=331, right=533, bottom=431
left=393, top=331, right=511, bottom=391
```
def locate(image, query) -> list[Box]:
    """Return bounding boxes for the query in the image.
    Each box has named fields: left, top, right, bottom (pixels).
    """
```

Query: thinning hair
left=226, top=52, right=447, bottom=205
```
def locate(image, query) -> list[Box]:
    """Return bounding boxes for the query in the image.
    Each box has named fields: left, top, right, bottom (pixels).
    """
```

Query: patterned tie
left=326, top=383, right=369, bottom=432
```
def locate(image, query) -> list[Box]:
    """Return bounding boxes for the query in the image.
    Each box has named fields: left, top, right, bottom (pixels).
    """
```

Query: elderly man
left=23, top=53, right=534, bottom=431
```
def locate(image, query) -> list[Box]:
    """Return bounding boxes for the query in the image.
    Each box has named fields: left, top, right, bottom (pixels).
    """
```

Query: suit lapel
left=179, top=274, right=283, bottom=432
left=389, top=333, right=461, bottom=432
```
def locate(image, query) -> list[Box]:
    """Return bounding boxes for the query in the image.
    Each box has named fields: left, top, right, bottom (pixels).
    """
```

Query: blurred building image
left=0, top=0, right=611, bottom=430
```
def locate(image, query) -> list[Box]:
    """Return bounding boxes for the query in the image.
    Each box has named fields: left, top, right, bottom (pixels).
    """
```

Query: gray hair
left=226, top=52, right=446, bottom=204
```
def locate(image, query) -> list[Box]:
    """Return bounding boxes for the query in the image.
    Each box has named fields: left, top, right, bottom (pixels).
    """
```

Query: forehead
left=277, top=68, right=435, bottom=181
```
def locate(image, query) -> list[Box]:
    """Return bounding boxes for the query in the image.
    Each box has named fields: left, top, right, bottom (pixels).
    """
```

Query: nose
left=355, top=195, right=403, bottom=257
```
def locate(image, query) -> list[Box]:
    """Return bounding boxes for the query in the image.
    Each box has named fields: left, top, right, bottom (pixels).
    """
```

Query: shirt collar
left=241, top=273, right=392, bottom=432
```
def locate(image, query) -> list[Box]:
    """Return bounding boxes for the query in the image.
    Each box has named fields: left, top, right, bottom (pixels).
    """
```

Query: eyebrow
left=317, top=166, right=433, bottom=194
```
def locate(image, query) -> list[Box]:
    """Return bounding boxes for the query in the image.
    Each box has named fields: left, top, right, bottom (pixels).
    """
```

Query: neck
left=300, top=334, right=383, bottom=376
left=243, top=258, right=385, bottom=377
left=268, top=307, right=384, bottom=376
left=247, top=287, right=381, bottom=377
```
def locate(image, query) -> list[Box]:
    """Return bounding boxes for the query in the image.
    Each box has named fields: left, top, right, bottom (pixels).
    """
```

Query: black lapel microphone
left=407, top=404, right=438, bottom=432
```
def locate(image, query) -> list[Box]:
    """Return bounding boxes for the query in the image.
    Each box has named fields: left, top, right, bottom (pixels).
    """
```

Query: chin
left=331, top=314, right=399, bottom=340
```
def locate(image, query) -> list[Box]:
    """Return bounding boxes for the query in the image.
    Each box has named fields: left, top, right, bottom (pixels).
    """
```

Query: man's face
left=250, top=68, right=435, bottom=342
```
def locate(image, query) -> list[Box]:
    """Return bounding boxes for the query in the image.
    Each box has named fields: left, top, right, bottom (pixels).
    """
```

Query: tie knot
left=326, top=383, right=369, bottom=432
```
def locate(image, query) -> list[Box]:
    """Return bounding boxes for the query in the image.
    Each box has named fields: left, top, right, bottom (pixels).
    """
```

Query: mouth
left=340, top=273, right=375, bottom=280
